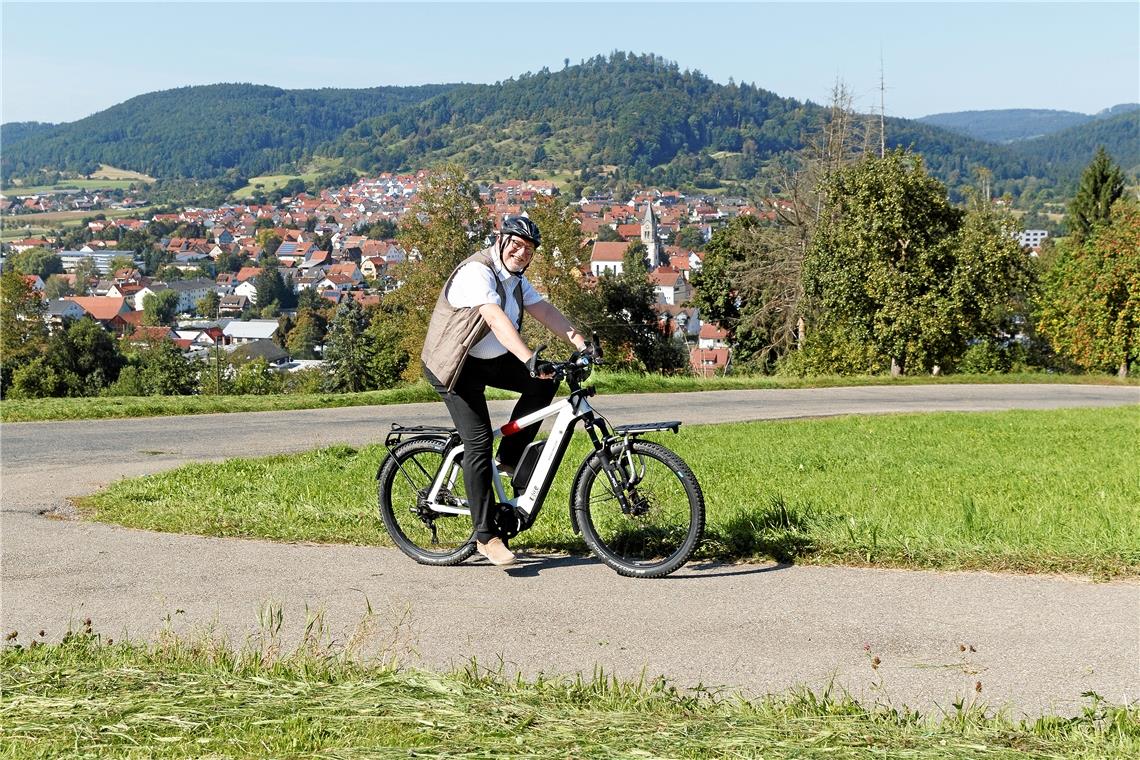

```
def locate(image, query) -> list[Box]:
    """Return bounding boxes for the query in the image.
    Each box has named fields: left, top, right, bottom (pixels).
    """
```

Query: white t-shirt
left=446, top=253, right=544, bottom=358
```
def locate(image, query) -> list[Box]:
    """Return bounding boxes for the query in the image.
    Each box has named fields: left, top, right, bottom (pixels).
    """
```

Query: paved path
left=2, top=384, right=1137, bottom=716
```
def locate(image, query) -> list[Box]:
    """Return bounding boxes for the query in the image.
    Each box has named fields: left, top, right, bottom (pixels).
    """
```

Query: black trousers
left=425, top=355, right=557, bottom=543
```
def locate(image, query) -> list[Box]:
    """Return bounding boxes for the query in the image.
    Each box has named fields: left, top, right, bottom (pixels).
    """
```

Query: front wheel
left=377, top=437, right=476, bottom=566
left=573, top=440, right=705, bottom=578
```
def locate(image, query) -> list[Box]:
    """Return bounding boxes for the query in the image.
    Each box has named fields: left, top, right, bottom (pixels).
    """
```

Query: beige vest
left=421, top=247, right=524, bottom=392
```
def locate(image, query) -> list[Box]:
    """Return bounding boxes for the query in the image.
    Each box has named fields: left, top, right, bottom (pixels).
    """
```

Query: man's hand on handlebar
left=526, top=350, right=556, bottom=379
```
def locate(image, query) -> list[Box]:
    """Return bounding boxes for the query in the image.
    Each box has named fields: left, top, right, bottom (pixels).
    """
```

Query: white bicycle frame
left=423, top=390, right=596, bottom=516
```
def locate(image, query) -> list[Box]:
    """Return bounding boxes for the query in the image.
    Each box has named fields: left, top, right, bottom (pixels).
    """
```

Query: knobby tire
left=574, top=439, right=704, bottom=578
left=377, top=437, right=476, bottom=566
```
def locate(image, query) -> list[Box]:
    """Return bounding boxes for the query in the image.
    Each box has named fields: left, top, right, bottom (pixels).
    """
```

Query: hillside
left=1010, top=109, right=1140, bottom=177
left=918, top=104, right=1139, bottom=144
left=321, top=52, right=814, bottom=184
left=320, top=53, right=1063, bottom=193
left=0, top=83, right=454, bottom=180
left=918, top=109, right=1094, bottom=143
left=3, top=54, right=1134, bottom=199
left=1, top=121, right=57, bottom=148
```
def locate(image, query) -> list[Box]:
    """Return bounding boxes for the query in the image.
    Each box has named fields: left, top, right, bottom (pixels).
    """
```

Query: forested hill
left=919, top=109, right=1094, bottom=143
left=1009, top=110, right=1140, bottom=176
left=0, top=83, right=454, bottom=179
left=1, top=121, right=57, bottom=147
left=918, top=105, right=1139, bottom=144
left=321, top=52, right=815, bottom=182
left=319, top=53, right=1096, bottom=192
left=2, top=54, right=1134, bottom=196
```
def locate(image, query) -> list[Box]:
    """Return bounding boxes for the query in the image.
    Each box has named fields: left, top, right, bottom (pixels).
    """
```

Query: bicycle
left=376, top=344, right=705, bottom=578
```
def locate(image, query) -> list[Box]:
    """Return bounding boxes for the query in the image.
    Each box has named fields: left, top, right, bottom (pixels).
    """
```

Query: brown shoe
left=476, top=537, right=517, bottom=566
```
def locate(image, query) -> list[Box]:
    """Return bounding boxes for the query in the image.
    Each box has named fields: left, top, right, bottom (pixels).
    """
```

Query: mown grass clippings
left=79, top=407, right=1140, bottom=577
left=2, top=630, right=1137, bottom=759
left=2, top=372, right=1135, bottom=423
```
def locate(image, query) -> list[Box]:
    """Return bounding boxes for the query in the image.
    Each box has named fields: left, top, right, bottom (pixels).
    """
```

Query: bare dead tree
left=734, top=82, right=870, bottom=364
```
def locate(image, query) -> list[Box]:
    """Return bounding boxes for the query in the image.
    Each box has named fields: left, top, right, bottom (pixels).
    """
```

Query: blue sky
left=2, top=1, right=1137, bottom=124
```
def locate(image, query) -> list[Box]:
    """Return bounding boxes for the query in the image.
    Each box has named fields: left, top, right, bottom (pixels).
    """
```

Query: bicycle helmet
left=500, top=215, right=541, bottom=247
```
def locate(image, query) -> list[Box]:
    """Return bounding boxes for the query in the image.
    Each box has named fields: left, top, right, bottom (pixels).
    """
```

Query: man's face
left=501, top=235, right=536, bottom=274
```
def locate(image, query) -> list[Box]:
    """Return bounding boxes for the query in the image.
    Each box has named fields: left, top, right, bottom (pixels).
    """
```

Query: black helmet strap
left=498, top=233, right=531, bottom=275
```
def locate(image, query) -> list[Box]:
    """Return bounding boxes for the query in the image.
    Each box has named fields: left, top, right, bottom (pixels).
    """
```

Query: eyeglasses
left=508, top=238, right=537, bottom=257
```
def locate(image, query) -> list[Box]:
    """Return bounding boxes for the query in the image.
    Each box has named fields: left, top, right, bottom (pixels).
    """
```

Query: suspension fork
left=583, top=416, right=634, bottom=513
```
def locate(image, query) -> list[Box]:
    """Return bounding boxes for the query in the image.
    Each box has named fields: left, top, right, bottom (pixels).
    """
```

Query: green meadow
left=81, top=407, right=1140, bottom=577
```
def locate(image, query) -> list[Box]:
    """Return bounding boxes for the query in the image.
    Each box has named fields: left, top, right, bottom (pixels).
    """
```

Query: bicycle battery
left=510, top=438, right=547, bottom=491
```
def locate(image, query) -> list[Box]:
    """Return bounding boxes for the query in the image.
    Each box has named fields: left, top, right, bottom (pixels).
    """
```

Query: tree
left=365, top=305, right=410, bottom=389
left=1038, top=199, right=1139, bottom=376
left=72, top=257, right=97, bottom=294
left=216, top=249, right=244, bottom=273
left=109, top=255, right=136, bottom=272
left=364, top=218, right=397, bottom=240
left=256, top=229, right=283, bottom=257
left=6, top=357, right=64, bottom=399
left=692, top=84, right=871, bottom=372
left=286, top=308, right=326, bottom=359
left=253, top=267, right=295, bottom=312
left=323, top=297, right=378, bottom=392
left=673, top=226, right=705, bottom=251
left=9, top=247, right=63, bottom=279
left=622, top=240, right=649, bottom=279
left=524, top=196, right=606, bottom=344
left=1067, top=147, right=1125, bottom=241
left=43, top=274, right=75, bottom=299
left=142, top=289, right=179, bottom=326
left=802, top=150, right=967, bottom=375
left=107, top=339, right=199, bottom=396
left=0, top=271, right=48, bottom=396
left=691, top=214, right=808, bottom=370
left=197, top=290, right=221, bottom=319
left=596, top=225, right=623, bottom=242
left=390, top=164, right=491, bottom=382
left=43, top=317, right=125, bottom=396
left=118, top=229, right=155, bottom=256
left=232, top=358, right=283, bottom=395
left=595, top=269, right=687, bottom=373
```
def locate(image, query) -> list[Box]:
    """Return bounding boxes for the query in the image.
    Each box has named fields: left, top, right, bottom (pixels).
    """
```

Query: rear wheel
left=377, top=437, right=476, bottom=565
left=574, top=439, right=704, bottom=578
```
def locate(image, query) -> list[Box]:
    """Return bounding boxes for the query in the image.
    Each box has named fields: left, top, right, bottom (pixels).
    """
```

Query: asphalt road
left=2, top=383, right=1137, bottom=717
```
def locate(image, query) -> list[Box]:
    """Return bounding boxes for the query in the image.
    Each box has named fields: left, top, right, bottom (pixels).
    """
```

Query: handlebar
left=531, top=335, right=604, bottom=385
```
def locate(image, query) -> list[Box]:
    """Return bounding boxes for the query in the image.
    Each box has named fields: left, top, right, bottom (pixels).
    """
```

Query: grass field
left=89, top=164, right=154, bottom=181
left=1, top=205, right=158, bottom=228
left=81, top=407, right=1140, bottom=577
left=1, top=164, right=154, bottom=195
left=2, top=372, right=1134, bottom=423
left=232, top=158, right=355, bottom=197
left=3, top=630, right=1136, bottom=759
left=2, top=178, right=142, bottom=194
left=231, top=172, right=323, bottom=198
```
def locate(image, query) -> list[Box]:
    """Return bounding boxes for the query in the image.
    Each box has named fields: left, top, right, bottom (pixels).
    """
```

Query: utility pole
left=879, top=50, right=886, bottom=158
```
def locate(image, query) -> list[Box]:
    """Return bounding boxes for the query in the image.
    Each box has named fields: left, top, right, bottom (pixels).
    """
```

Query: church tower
left=641, top=201, right=661, bottom=268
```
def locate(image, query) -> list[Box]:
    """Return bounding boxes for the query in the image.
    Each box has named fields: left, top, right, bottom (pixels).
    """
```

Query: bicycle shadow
left=664, top=560, right=792, bottom=579
left=502, top=554, right=600, bottom=577
left=499, top=555, right=792, bottom=579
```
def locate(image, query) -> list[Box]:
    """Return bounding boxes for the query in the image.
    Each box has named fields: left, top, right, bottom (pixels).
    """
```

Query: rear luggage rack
left=385, top=423, right=457, bottom=448
left=612, top=421, right=681, bottom=436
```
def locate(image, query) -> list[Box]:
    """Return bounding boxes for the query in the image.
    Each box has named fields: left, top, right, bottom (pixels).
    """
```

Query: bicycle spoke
left=576, top=440, right=704, bottom=577
left=379, top=440, right=475, bottom=563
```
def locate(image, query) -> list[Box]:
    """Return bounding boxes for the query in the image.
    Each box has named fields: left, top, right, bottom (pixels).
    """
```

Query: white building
left=1018, top=229, right=1049, bottom=249
left=222, top=319, right=279, bottom=344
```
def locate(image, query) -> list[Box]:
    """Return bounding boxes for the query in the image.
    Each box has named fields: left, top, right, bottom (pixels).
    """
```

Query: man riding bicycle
left=421, top=215, right=591, bottom=567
